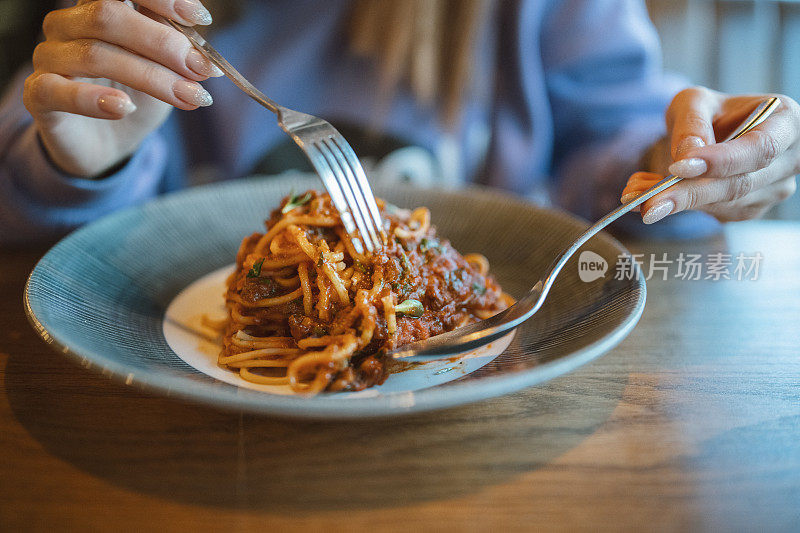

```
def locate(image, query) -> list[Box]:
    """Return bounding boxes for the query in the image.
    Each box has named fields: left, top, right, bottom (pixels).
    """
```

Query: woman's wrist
left=36, top=130, right=131, bottom=180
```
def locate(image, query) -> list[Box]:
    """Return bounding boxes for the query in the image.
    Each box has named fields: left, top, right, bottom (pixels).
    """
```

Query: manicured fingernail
left=174, top=0, right=213, bottom=26
left=186, top=49, right=223, bottom=77
left=173, top=80, right=213, bottom=107
left=643, top=200, right=675, bottom=224
left=676, top=136, right=705, bottom=157
left=620, top=192, right=640, bottom=204
left=97, top=94, right=137, bottom=116
left=668, top=158, right=708, bottom=178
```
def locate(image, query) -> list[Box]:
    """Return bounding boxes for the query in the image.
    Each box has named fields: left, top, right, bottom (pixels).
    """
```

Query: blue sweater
left=0, top=0, right=719, bottom=244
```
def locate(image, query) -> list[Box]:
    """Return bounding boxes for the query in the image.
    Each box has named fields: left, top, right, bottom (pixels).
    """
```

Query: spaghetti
left=219, top=190, right=511, bottom=394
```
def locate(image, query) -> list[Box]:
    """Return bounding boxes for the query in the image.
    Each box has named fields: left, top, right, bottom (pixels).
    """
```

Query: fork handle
left=167, top=20, right=281, bottom=115
left=536, top=97, right=781, bottom=303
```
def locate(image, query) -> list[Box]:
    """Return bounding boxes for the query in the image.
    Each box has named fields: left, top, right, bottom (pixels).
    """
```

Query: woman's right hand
left=23, top=0, right=222, bottom=178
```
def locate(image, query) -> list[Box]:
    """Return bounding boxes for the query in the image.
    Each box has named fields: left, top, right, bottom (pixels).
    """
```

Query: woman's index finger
left=133, top=0, right=212, bottom=26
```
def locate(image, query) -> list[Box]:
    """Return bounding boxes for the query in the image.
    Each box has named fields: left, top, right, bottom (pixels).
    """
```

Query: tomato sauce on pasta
left=219, top=191, right=511, bottom=394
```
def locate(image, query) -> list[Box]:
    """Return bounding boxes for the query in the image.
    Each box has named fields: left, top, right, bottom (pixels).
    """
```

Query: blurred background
left=1, top=0, right=797, bottom=218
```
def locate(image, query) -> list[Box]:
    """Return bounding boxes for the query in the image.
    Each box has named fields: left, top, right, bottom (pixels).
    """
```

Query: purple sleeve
left=0, top=68, right=169, bottom=245
left=542, top=0, right=721, bottom=238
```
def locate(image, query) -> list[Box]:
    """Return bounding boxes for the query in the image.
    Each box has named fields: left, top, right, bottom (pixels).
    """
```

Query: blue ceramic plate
left=24, top=175, right=645, bottom=418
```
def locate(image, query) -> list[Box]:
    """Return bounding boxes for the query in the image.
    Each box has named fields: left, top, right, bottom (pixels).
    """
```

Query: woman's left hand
left=621, top=87, right=799, bottom=224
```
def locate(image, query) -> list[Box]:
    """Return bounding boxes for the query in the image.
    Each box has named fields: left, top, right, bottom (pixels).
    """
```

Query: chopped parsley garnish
left=420, top=238, right=442, bottom=254
left=247, top=258, right=265, bottom=278
left=398, top=248, right=412, bottom=273
left=395, top=299, right=424, bottom=318
left=471, top=282, right=487, bottom=295
left=394, top=235, right=409, bottom=251
left=281, top=191, right=313, bottom=214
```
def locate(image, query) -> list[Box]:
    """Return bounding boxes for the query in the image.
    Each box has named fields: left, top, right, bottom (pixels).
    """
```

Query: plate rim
left=23, top=177, right=646, bottom=419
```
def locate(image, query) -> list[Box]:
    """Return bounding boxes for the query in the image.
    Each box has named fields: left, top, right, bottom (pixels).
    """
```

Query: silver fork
left=168, top=20, right=384, bottom=254
left=389, top=97, right=781, bottom=361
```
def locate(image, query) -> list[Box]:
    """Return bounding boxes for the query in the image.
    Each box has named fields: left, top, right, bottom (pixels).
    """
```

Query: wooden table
left=1, top=221, right=799, bottom=531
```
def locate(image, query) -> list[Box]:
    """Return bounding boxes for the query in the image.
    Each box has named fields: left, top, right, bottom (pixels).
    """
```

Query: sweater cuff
left=7, top=124, right=165, bottom=207
left=0, top=124, right=167, bottom=243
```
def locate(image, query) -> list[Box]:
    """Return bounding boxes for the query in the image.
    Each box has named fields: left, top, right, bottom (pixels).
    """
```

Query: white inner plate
left=163, top=265, right=516, bottom=398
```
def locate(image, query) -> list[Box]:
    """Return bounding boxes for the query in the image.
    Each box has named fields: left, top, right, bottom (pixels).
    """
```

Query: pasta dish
left=214, top=190, right=510, bottom=394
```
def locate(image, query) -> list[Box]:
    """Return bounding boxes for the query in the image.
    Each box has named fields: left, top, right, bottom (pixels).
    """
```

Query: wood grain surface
left=1, top=221, right=799, bottom=532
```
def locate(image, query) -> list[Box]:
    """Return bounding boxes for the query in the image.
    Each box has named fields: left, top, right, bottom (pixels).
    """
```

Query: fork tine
left=314, top=140, right=376, bottom=252
left=304, top=143, right=365, bottom=255
left=168, top=21, right=385, bottom=252
left=331, top=135, right=384, bottom=240
left=321, top=138, right=382, bottom=250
